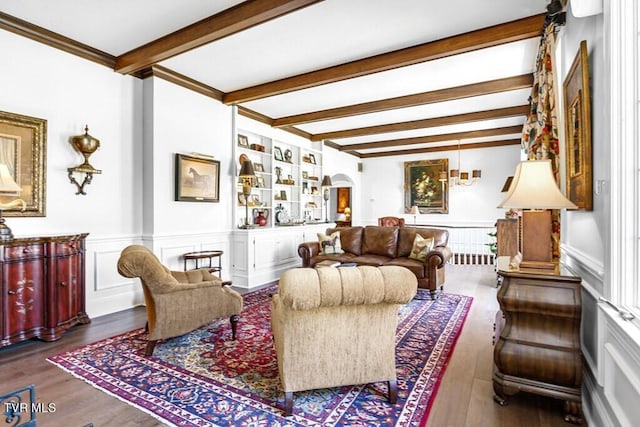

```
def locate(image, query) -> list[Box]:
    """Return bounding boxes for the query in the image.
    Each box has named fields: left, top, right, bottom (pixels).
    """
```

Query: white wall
left=361, top=145, right=522, bottom=226
left=0, top=30, right=143, bottom=237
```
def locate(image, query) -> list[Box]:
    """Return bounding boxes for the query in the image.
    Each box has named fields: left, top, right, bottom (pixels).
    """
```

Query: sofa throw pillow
left=318, top=231, right=344, bottom=255
left=409, top=234, right=434, bottom=262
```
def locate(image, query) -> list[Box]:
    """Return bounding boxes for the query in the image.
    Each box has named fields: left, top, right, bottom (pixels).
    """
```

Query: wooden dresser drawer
left=51, top=240, right=82, bottom=256
left=3, top=244, right=44, bottom=260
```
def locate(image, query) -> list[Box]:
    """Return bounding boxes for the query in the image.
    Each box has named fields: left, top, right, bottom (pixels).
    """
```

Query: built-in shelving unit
left=234, top=129, right=325, bottom=228
left=231, top=114, right=332, bottom=289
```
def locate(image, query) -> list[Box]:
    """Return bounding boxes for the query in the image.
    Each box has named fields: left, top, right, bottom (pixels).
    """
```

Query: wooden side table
left=494, top=257, right=583, bottom=424
left=183, top=250, right=223, bottom=275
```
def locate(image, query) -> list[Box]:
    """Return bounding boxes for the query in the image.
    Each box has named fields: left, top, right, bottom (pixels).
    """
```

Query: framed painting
left=563, top=40, right=592, bottom=210
left=0, top=111, right=46, bottom=217
left=237, top=134, right=249, bottom=148
left=273, top=146, right=283, bottom=162
left=404, top=159, right=448, bottom=214
left=336, top=187, right=350, bottom=213
left=175, top=153, right=220, bottom=202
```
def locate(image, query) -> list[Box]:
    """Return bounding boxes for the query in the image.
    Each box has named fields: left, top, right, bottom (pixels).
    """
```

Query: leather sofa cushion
left=350, top=254, right=393, bottom=266
left=326, top=226, right=364, bottom=256
left=385, top=257, right=426, bottom=279
left=397, top=227, right=448, bottom=257
left=310, top=253, right=356, bottom=266
left=362, top=226, right=398, bottom=258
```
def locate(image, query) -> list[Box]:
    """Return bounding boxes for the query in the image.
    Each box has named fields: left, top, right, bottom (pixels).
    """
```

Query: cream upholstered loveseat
left=271, top=265, right=417, bottom=416
left=117, top=245, right=243, bottom=356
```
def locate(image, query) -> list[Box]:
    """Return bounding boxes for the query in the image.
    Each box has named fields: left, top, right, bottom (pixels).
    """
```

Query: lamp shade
left=239, top=160, right=255, bottom=177
left=409, top=205, right=420, bottom=215
left=321, top=175, right=332, bottom=187
left=498, top=160, right=577, bottom=209
left=0, top=164, right=22, bottom=193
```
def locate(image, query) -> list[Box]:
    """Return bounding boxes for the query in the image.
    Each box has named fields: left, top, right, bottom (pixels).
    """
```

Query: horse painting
left=188, top=167, right=212, bottom=188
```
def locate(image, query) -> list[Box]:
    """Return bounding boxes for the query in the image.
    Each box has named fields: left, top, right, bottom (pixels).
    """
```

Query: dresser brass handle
left=60, top=282, right=67, bottom=287
left=8, top=290, right=16, bottom=295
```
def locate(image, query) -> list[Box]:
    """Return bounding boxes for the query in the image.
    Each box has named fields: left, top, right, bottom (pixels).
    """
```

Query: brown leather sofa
left=298, top=226, right=452, bottom=297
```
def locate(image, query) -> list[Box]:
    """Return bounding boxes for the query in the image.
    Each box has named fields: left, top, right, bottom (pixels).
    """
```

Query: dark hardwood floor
left=0, top=265, right=576, bottom=426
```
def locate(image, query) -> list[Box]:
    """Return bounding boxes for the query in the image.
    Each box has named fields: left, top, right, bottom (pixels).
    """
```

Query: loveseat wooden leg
left=284, top=391, right=294, bottom=416
left=230, top=314, right=239, bottom=340
left=145, top=340, right=157, bottom=356
left=388, top=380, right=398, bottom=404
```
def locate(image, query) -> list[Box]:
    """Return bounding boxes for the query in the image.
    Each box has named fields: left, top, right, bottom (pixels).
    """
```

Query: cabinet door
left=51, top=253, right=83, bottom=327
left=3, top=258, right=45, bottom=342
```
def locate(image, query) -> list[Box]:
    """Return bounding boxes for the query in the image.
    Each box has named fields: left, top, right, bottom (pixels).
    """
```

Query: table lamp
left=344, top=206, right=351, bottom=221
left=498, top=160, right=577, bottom=270
left=0, top=163, right=26, bottom=241
left=409, top=205, right=420, bottom=224
left=239, top=160, right=255, bottom=229
left=321, top=175, right=332, bottom=223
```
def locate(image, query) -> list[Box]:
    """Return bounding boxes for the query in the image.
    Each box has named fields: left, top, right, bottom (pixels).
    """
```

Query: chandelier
left=448, top=141, right=481, bottom=186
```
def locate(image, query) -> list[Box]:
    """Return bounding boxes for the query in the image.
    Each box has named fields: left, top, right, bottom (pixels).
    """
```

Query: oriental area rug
left=48, top=285, right=472, bottom=426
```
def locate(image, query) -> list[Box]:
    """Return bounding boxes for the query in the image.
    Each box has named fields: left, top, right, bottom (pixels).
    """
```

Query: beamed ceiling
left=0, top=0, right=555, bottom=158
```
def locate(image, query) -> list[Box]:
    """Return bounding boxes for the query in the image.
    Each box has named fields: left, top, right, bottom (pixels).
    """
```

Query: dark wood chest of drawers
left=1, top=234, right=90, bottom=347
left=494, top=257, right=583, bottom=424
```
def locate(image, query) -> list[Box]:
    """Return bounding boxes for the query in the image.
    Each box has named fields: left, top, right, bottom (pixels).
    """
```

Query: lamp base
left=0, top=218, right=14, bottom=241
left=520, top=210, right=555, bottom=271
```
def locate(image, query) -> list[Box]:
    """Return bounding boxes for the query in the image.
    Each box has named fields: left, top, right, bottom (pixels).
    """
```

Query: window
left=611, top=0, right=640, bottom=321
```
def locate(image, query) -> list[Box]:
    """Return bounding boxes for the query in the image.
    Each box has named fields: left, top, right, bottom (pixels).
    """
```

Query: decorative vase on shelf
left=253, top=209, right=269, bottom=226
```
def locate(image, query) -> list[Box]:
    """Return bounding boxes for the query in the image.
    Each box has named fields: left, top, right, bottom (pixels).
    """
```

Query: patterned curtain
left=520, top=22, right=561, bottom=260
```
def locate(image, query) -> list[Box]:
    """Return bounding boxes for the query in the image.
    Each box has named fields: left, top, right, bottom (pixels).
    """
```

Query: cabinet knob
left=60, top=282, right=67, bottom=287
left=8, top=290, right=16, bottom=295
left=22, top=248, right=29, bottom=254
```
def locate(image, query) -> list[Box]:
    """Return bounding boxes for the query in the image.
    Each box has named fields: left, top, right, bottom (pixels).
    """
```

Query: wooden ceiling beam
left=338, top=126, right=523, bottom=151
left=115, top=0, right=324, bottom=74
left=224, top=14, right=544, bottom=104
left=323, top=105, right=528, bottom=146
left=358, top=139, right=521, bottom=158
left=277, top=75, right=532, bottom=128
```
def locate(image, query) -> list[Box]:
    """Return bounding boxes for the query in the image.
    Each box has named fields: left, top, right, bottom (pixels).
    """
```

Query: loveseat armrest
left=298, top=242, right=320, bottom=267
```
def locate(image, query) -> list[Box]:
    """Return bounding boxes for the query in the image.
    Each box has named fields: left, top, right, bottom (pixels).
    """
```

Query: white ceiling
left=0, top=0, right=552, bottom=157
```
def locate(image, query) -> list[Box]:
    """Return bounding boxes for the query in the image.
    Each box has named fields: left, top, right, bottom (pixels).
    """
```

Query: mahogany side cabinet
left=0, top=233, right=90, bottom=348
left=493, top=257, right=583, bottom=424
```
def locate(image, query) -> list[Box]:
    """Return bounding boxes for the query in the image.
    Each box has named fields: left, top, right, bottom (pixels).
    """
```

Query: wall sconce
left=68, top=125, right=101, bottom=195
left=0, top=163, right=26, bottom=241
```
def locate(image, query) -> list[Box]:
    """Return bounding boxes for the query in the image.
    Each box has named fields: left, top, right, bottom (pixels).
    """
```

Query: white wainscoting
left=563, top=247, right=640, bottom=427
left=85, top=231, right=233, bottom=319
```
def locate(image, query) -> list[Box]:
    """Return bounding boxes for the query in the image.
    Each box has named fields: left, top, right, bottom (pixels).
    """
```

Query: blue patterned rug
left=48, top=286, right=472, bottom=426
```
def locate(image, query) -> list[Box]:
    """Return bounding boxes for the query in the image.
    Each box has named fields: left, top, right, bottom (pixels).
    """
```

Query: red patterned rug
left=48, top=285, right=472, bottom=426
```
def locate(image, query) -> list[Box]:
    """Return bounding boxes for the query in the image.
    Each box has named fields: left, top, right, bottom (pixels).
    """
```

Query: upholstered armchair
left=378, top=216, right=405, bottom=227
left=271, top=265, right=417, bottom=416
left=117, top=245, right=243, bottom=356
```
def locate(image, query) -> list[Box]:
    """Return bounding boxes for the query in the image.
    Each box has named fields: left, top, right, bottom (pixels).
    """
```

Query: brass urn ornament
left=68, top=125, right=102, bottom=195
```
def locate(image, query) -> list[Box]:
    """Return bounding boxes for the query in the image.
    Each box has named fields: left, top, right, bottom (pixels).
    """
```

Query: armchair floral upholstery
left=117, top=245, right=243, bottom=356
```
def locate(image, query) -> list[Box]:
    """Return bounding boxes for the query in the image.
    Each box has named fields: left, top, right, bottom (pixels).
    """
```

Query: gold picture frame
left=404, top=159, right=448, bottom=214
left=0, top=111, right=47, bottom=217
left=563, top=40, right=592, bottom=210
left=175, top=153, right=220, bottom=202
